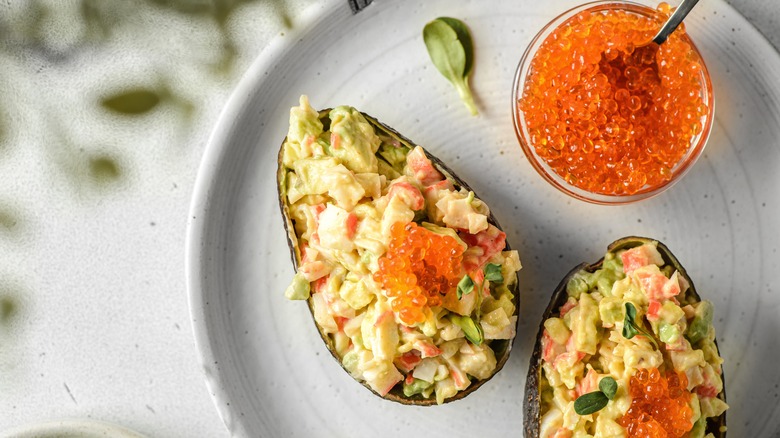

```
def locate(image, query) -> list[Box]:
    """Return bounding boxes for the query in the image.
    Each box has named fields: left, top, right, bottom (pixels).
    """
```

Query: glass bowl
left=511, top=1, right=714, bottom=205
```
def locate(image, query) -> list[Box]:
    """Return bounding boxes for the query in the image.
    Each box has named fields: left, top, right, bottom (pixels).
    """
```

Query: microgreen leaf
left=622, top=321, right=640, bottom=339
left=457, top=274, right=474, bottom=299
left=483, top=263, right=503, bottom=284
left=451, top=315, right=483, bottom=345
left=622, top=302, right=659, bottom=348
left=599, top=377, right=618, bottom=400
left=622, top=302, right=639, bottom=339
left=423, top=17, right=478, bottom=115
left=573, top=391, right=609, bottom=415
left=437, top=17, right=473, bottom=74
left=625, top=300, right=637, bottom=320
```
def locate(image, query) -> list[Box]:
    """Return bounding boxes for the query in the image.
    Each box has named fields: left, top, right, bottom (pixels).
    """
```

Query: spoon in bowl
left=651, top=0, right=701, bottom=45
left=632, top=0, right=702, bottom=70
left=602, top=0, right=702, bottom=82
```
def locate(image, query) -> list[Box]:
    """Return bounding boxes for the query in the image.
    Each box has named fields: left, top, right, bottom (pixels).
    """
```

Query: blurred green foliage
left=148, top=0, right=292, bottom=28
left=88, top=156, right=122, bottom=183
left=0, top=210, right=17, bottom=231
left=0, top=0, right=295, bottom=195
left=101, top=89, right=162, bottom=115
left=2, top=0, right=293, bottom=70
left=0, top=296, right=17, bottom=325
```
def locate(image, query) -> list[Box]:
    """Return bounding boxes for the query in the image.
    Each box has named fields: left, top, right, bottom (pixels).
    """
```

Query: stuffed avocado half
left=277, top=96, right=521, bottom=405
left=525, top=237, right=727, bottom=438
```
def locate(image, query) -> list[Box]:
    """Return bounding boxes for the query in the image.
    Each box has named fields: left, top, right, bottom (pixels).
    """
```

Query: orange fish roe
left=373, top=222, right=465, bottom=326
left=518, top=3, right=709, bottom=195
left=618, top=367, right=694, bottom=437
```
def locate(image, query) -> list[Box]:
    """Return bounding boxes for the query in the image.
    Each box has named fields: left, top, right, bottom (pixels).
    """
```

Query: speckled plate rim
left=184, top=0, right=345, bottom=435
left=0, top=419, right=146, bottom=438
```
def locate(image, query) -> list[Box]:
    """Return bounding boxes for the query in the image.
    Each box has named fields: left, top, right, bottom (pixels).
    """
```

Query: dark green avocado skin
left=523, top=237, right=726, bottom=437
left=277, top=109, right=520, bottom=405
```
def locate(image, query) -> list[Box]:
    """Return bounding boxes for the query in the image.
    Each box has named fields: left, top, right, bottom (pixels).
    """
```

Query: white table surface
left=0, top=0, right=777, bottom=437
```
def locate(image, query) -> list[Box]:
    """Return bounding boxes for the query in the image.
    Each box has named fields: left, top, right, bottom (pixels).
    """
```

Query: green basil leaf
left=457, top=274, right=474, bottom=299
left=573, top=391, right=609, bottom=415
left=483, top=263, right=503, bottom=284
left=422, top=17, right=478, bottom=115
left=599, top=377, right=618, bottom=400
left=100, top=89, right=161, bottom=114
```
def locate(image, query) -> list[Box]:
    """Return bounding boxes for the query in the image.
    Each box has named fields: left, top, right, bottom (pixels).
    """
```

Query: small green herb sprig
left=422, top=17, right=478, bottom=115
left=453, top=263, right=504, bottom=344
left=573, top=376, right=618, bottom=415
left=457, top=263, right=503, bottom=300
left=622, top=302, right=659, bottom=349
left=483, top=263, right=503, bottom=283
left=451, top=315, right=483, bottom=345
left=457, top=274, right=474, bottom=299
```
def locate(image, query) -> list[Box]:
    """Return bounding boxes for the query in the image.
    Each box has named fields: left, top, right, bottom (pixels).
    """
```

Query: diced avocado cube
left=572, top=293, right=600, bottom=355
left=284, top=273, right=310, bottom=300
left=595, top=274, right=613, bottom=296
left=339, top=278, right=373, bottom=310
left=593, top=268, right=622, bottom=297
left=328, top=106, right=380, bottom=174
left=659, top=322, right=681, bottom=343
left=688, top=416, right=707, bottom=438
left=342, top=349, right=360, bottom=376
left=686, top=301, right=714, bottom=345
left=602, top=252, right=623, bottom=273
left=599, top=296, right=623, bottom=326
left=403, top=377, right=433, bottom=397
left=378, top=143, right=409, bottom=172
left=544, top=317, right=570, bottom=345
left=287, top=95, right=323, bottom=144
left=659, top=300, right=686, bottom=325
left=566, top=272, right=590, bottom=299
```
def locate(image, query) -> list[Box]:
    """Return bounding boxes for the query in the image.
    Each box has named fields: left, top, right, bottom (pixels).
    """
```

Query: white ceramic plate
left=0, top=420, right=145, bottom=438
left=186, top=0, right=780, bottom=436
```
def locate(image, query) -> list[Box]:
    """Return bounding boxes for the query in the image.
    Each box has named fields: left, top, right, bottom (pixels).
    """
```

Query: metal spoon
left=628, top=0, right=701, bottom=75
left=652, top=0, right=701, bottom=45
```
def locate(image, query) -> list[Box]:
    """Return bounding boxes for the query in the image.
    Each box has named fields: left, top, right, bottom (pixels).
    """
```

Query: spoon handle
left=652, top=0, right=701, bottom=44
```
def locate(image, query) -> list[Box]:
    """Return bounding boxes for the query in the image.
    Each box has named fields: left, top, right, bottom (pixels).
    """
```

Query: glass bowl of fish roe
left=512, top=1, right=713, bottom=204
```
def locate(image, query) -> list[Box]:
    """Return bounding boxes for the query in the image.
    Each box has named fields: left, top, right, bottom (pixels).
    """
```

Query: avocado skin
left=523, top=237, right=726, bottom=437
left=277, top=109, right=520, bottom=405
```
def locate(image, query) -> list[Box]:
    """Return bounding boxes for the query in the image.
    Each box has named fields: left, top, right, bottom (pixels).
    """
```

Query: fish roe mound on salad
left=374, top=221, right=466, bottom=326
left=278, top=96, right=521, bottom=404
left=620, top=368, right=694, bottom=437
